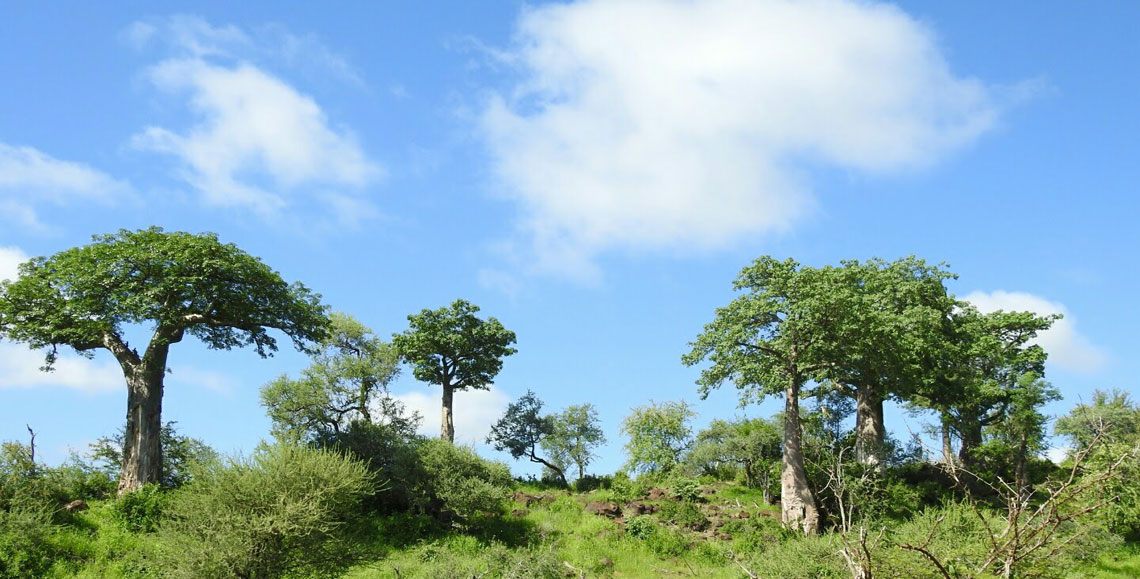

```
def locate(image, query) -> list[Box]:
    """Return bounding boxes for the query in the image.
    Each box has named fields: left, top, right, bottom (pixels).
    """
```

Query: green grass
left=1083, top=543, right=1140, bottom=578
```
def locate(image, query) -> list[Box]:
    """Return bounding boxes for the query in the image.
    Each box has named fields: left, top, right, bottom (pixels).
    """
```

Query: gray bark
left=854, top=385, right=886, bottom=470
left=441, top=382, right=455, bottom=442
left=780, top=379, right=820, bottom=534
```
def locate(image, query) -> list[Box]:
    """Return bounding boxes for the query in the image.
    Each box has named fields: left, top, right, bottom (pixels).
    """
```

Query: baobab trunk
left=854, top=385, right=886, bottom=470
left=118, top=368, right=164, bottom=495
left=781, top=379, right=820, bottom=534
left=441, top=383, right=455, bottom=442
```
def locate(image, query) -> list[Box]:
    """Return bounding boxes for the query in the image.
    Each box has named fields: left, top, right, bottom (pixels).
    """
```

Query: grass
left=1083, top=543, right=1140, bottom=578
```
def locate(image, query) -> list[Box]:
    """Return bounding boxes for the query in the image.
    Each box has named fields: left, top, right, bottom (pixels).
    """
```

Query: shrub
left=574, top=474, right=611, bottom=492
left=156, top=443, right=375, bottom=579
left=659, top=500, right=709, bottom=531
left=111, top=484, right=166, bottom=533
left=0, top=505, right=60, bottom=579
left=671, top=477, right=702, bottom=502
left=412, top=439, right=513, bottom=521
left=318, top=420, right=425, bottom=514
left=626, top=515, right=656, bottom=540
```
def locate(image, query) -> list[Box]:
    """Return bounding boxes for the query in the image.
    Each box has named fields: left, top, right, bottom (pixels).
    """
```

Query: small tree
left=621, top=400, right=695, bottom=476
left=261, top=312, right=410, bottom=443
left=0, top=228, right=327, bottom=494
left=487, top=390, right=567, bottom=486
left=89, top=421, right=217, bottom=489
left=543, top=403, right=606, bottom=481
left=393, top=299, right=516, bottom=443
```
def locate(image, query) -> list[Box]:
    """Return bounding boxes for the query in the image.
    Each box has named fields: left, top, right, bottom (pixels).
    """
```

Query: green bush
left=412, top=439, right=513, bottom=521
left=317, top=420, right=425, bottom=514
left=0, top=505, right=61, bottom=579
left=659, top=500, right=708, bottom=530
left=111, top=484, right=166, bottom=533
left=573, top=474, right=610, bottom=492
left=155, top=443, right=375, bottom=579
left=671, top=477, right=701, bottom=502
left=625, top=515, right=656, bottom=540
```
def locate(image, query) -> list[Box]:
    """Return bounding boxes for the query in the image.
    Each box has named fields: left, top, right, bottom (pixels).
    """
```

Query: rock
left=735, top=510, right=751, bottom=519
left=599, top=557, right=615, bottom=569
left=646, top=487, right=667, bottom=500
left=626, top=501, right=659, bottom=515
left=511, top=509, right=530, bottom=518
left=512, top=491, right=541, bottom=507
left=62, top=499, right=88, bottom=513
left=715, top=532, right=733, bottom=540
left=585, top=501, right=622, bottom=518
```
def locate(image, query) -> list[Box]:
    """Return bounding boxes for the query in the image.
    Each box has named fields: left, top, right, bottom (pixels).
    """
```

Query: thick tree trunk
left=854, top=385, right=886, bottom=470
left=781, top=379, right=820, bottom=534
left=441, top=382, right=455, bottom=442
left=118, top=368, right=164, bottom=495
left=958, top=422, right=982, bottom=469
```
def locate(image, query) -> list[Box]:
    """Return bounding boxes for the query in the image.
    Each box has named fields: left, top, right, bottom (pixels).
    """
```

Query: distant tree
left=686, top=417, right=781, bottom=501
left=487, top=390, right=567, bottom=486
left=542, top=404, right=606, bottom=480
left=1055, top=389, right=1140, bottom=452
left=393, top=299, right=517, bottom=442
left=261, top=312, right=412, bottom=443
left=89, top=421, right=217, bottom=489
left=911, top=306, right=1056, bottom=468
left=621, top=400, right=695, bottom=476
left=684, top=256, right=849, bottom=534
left=0, top=228, right=327, bottom=494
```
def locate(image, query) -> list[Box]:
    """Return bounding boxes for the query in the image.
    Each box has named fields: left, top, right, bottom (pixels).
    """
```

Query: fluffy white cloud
left=0, top=144, right=129, bottom=230
left=0, top=343, right=122, bottom=394
left=964, top=290, right=1107, bottom=373
left=129, top=16, right=381, bottom=224
left=0, top=246, right=28, bottom=282
left=481, top=0, right=1005, bottom=279
left=392, top=386, right=510, bottom=447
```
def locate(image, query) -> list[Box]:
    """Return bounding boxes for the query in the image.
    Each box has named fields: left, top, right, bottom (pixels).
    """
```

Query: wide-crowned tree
left=393, top=299, right=516, bottom=442
left=819, top=256, right=955, bottom=469
left=0, top=228, right=328, bottom=494
left=684, top=257, right=850, bottom=534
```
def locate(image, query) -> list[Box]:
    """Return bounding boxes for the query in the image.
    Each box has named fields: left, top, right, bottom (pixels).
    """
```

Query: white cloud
left=0, top=247, right=28, bottom=282
left=393, top=386, right=510, bottom=446
left=480, top=0, right=1006, bottom=279
left=964, top=290, right=1107, bottom=373
left=0, top=143, right=129, bottom=230
left=127, top=16, right=381, bottom=224
left=132, top=58, right=382, bottom=219
left=0, top=343, right=122, bottom=394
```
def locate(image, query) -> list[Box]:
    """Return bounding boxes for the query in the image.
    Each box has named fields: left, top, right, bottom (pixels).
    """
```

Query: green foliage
left=573, top=474, right=611, bottom=493
left=110, top=484, right=166, bottom=533
left=685, top=417, right=780, bottom=497
left=621, top=400, right=695, bottom=475
left=625, top=515, right=656, bottom=540
left=541, top=403, right=606, bottom=481
left=156, top=443, right=375, bottom=579
left=413, top=439, right=514, bottom=521
left=392, top=299, right=517, bottom=394
left=658, top=500, right=708, bottom=531
left=318, top=420, right=425, bottom=515
left=671, top=477, right=701, bottom=503
left=89, top=421, right=217, bottom=489
left=0, top=505, right=61, bottom=579
left=0, top=226, right=328, bottom=367
left=261, top=312, right=406, bottom=443
left=487, top=390, right=565, bottom=485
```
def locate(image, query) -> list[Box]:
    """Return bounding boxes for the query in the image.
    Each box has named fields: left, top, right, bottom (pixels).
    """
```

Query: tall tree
left=392, top=299, right=516, bottom=442
left=261, top=312, right=407, bottom=442
left=487, top=390, right=567, bottom=486
left=0, top=228, right=327, bottom=494
left=684, top=256, right=848, bottom=534
left=821, top=257, right=955, bottom=468
left=542, top=403, right=606, bottom=480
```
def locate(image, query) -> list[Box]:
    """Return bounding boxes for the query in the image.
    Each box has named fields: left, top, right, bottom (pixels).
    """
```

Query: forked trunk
left=781, top=379, right=820, bottom=534
left=854, top=385, right=886, bottom=470
left=441, top=382, right=455, bottom=442
left=118, top=368, right=164, bottom=495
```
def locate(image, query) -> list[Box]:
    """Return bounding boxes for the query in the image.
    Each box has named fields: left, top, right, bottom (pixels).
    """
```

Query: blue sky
left=1, top=1, right=1136, bottom=476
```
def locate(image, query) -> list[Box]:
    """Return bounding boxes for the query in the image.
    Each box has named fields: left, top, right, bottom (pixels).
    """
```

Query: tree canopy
left=0, top=227, right=328, bottom=492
